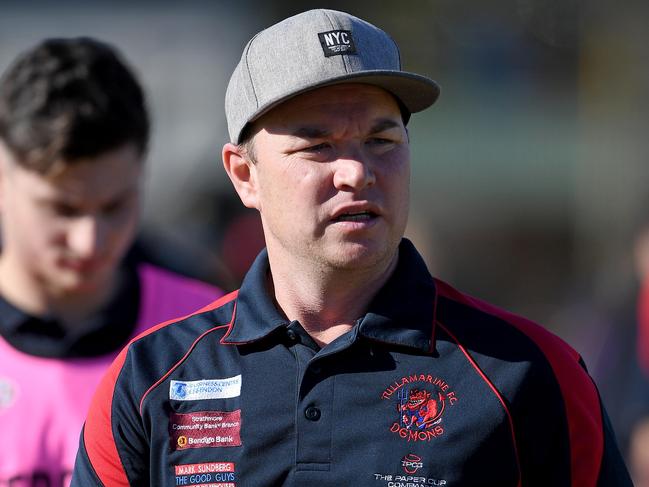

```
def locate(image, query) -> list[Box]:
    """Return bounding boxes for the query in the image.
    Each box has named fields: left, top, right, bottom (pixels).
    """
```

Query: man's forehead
left=8, top=146, right=142, bottom=204
left=18, top=163, right=138, bottom=197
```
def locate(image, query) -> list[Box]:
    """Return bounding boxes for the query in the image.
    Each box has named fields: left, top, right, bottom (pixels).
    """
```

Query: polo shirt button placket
left=286, top=328, right=298, bottom=342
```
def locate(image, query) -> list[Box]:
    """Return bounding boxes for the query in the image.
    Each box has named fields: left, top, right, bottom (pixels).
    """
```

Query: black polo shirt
left=72, top=239, right=632, bottom=486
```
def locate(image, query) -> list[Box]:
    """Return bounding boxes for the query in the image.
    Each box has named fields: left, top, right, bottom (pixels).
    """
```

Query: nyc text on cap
left=225, top=9, right=441, bottom=143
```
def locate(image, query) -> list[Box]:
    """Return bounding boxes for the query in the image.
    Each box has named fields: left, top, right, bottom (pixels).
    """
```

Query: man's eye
left=368, top=137, right=393, bottom=145
left=303, top=143, right=330, bottom=152
left=102, top=200, right=125, bottom=216
left=53, top=203, right=80, bottom=217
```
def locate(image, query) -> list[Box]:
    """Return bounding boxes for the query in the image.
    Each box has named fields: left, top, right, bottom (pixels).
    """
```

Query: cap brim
left=246, top=70, right=440, bottom=130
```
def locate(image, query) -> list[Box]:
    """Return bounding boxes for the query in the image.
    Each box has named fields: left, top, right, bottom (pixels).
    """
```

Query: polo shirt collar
left=0, top=294, right=34, bottom=336
left=224, top=238, right=437, bottom=352
left=223, top=249, right=288, bottom=344
left=357, top=238, right=437, bottom=352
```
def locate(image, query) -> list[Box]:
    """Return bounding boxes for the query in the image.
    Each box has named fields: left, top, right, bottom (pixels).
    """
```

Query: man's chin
left=327, top=241, right=396, bottom=271
left=52, top=270, right=110, bottom=296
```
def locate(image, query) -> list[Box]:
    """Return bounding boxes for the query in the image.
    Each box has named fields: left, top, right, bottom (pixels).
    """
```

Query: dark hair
left=0, top=37, right=149, bottom=173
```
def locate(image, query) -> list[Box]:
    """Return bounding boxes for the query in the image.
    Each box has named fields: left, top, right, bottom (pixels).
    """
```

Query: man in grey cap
left=72, top=9, right=632, bottom=486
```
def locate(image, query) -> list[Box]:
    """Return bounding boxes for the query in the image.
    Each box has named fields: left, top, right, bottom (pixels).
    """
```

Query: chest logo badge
left=401, top=453, right=424, bottom=474
left=382, top=373, right=458, bottom=442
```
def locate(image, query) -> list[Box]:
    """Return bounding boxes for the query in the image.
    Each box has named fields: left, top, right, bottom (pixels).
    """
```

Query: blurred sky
left=1, top=0, right=648, bottom=352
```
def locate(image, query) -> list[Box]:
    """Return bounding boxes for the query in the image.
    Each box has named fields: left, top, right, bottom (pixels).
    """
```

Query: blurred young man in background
left=0, top=37, right=222, bottom=486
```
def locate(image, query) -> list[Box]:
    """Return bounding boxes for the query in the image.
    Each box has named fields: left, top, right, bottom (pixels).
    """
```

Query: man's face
left=0, top=143, right=143, bottom=296
left=243, top=83, right=410, bottom=272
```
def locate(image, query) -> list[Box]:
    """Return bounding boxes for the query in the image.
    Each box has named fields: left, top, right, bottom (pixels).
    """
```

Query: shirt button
left=286, top=329, right=298, bottom=341
left=304, top=406, right=321, bottom=421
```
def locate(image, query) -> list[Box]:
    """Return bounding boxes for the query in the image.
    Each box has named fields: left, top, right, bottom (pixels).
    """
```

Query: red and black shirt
left=72, top=239, right=632, bottom=486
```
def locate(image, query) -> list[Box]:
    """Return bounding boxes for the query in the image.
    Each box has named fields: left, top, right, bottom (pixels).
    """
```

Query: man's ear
left=222, top=142, right=260, bottom=210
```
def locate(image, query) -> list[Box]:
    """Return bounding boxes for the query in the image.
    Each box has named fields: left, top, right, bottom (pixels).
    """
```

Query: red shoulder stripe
left=435, top=279, right=604, bottom=487
left=83, top=347, right=131, bottom=486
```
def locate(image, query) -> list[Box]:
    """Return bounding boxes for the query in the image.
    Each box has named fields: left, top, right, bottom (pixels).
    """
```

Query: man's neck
left=0, top=255, right=118, bottom=329
left=267, top=252, right=398, bottom=347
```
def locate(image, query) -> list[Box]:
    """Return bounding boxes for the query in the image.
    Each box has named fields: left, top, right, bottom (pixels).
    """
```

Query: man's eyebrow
left=369, top=119, right=401, bottom=134
left=290, top=119, right=401, bottom=139
left=291, top=126, right=331, bottom=139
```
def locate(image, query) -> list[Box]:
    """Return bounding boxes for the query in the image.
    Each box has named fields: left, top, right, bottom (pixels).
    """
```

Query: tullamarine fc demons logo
left=399, top=388, right=444, bottom=430
left=382, top=374, right=458, bottom=442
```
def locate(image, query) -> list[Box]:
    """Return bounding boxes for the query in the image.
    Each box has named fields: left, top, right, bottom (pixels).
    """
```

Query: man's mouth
left=332, top=211, right=376, bottom=222
left=61, top=258, right=104, bottom=272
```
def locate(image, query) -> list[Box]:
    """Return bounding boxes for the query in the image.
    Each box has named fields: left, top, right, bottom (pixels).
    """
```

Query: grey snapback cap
left=225, top=9, right=440, bottom=143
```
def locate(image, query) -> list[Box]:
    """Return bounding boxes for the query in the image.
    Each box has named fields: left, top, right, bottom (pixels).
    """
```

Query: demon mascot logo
left=398, top=388, right=445, bottom=430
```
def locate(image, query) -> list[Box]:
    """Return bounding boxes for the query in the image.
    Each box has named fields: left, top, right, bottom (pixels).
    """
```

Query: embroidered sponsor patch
left=170, top=375, right=241, bottom=401
left=318, top=29, right=356, bottom=57
left=170, top=410, right=242, bottom=450
left=401, top=453, right=424, bottom=474
left=174, top=462, right=237, bottom=487
left=382, top=373, right=458, bottom=443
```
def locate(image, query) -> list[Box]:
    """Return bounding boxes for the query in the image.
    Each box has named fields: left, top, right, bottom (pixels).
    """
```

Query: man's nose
left=68, top=215, right=105, bottom=258
left=332, top=152, right=376, bottom=191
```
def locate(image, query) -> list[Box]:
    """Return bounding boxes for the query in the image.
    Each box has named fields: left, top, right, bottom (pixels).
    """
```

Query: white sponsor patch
left=170, top=375, right=242, bottom=401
